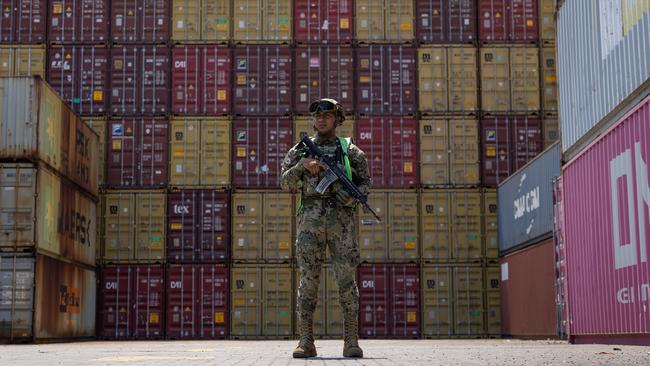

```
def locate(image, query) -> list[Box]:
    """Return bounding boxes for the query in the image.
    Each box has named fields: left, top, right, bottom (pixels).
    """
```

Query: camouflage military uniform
left=280, top=134, right=371, bottom=321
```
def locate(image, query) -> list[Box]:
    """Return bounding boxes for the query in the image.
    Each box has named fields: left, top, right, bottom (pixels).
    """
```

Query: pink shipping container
left=167, top=190, right=230, bottom=263
left=358, top=263, right=421, bottom=338
left=99, top=264, right=165, bottom=340
left=111, top=0, right=169, bottom=43
left=233, top=46, right=293, bottom=115
left=294, top=0, right=353, bottom=44
left=415, top=0, right=476, bottom=43
left=560, top=96, right=650, bottom=345
left=0, top=0, right=46, bottom=43
left=478, top=0, right=538, bottom=42
left=171, top=45, right=231, bottom=115
left=231, top=117, right=293, bottom=189
left=356, top=45, right=417, bottom=115
left=166, top=264, right=229, bottom=339
left=110, top=46, right=170, bottom=115
left=355, top=117, right=418, bottom=188
left=106, top=118, right=169, bottom=188
left=481, top=116, right=542, bottom=187
left=47, top=46, right=109, bottom=115
left=294, top=45, right=353, bottom=113
left=49, top=0, right=109, bottom=44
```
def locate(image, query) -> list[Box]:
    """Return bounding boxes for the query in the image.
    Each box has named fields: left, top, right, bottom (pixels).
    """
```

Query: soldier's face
left=313, top=112, right=337, bottom=135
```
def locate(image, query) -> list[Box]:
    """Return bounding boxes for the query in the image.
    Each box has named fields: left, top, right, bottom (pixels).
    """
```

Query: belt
left=302, top=195, right=337, bottom=208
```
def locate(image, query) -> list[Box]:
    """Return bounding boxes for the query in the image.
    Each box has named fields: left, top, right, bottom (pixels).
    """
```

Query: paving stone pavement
left=1, top=339, right=649, bottom=366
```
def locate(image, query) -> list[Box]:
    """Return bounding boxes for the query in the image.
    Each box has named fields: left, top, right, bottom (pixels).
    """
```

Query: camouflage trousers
left=295, top=201, right=360, bottom=320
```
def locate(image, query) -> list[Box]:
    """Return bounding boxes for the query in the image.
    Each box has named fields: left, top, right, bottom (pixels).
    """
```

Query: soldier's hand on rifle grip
left=300, top=158, right=325, bottom=175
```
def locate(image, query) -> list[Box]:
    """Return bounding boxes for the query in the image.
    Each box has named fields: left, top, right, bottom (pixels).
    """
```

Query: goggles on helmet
left=309, top=100, right=338, bottom=114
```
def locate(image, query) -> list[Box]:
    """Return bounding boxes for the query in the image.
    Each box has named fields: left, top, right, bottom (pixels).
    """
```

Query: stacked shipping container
left=0, top=0, right=559, bottom=341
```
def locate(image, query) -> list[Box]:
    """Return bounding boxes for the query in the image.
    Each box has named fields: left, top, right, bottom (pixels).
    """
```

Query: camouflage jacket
left=280, top=134, right=371, bottom=201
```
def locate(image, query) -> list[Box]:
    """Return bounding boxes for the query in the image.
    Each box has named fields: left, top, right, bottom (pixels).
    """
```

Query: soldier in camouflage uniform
left=281, top=98, right=370, bottom=358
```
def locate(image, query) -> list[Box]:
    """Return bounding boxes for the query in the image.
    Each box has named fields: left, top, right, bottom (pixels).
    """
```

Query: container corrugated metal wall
left=557, top=0, right=650, bottom=155
left=497, top=142, right=560, bottom=254
left=560, top=95, right=650, bottom=343
left=0, top=46, right=46, bottom=77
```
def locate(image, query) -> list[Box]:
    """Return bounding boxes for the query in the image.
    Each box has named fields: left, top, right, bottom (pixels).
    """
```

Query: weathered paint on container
left=419, top=118, right=480, bottom=187
left=171, top=45, right=231, bottom=115
left=293, top=265, right=343, bottom=338
left=0, top=164, right=97, bottom=266
left=481, top=116, right=543, bottom=187
left=415, top=0, right=476, bottom=44
left=500, top=239, right=557, bottom=337
left=232, top=191, right=293, bottom=261
left=84, top=118, right=106, bottom=186
left=294, top=0, right=353, bottom=44
left=538, top=0, right=555, bottom=42
left=231, top=117, right=293, bottom=189
left=49, top=0, right=109, bottom=43
left=542, top=117, right=559, bottom=149
left=111, top=0, right=170, bottom=43
left=103, top=190, right=166, bottom=262
left=355, top=0, right=415, bottom=42
left=479, top=0, right=538, bottom=42
left=421, top=266, right=453, bottom=337
left=420, top=190, right=482, bottom=262
left=453, top=265, right=484, bottom=336
left=561, top=96, right=650, bottom=343
left=356, top=45, right=417, bottom=115
left=355, top=117, right=418, bottom=188
left=233, top=0, right=292, bottom=43
left=358, top=263, right=420, bottom=338
left=0, top=0, right=46, bottom=43
left=166, top=264, right=229, bottom=339
left=232, top=46, right=293, bottom=115
left=358, top=190, right=418, bottom=261
left=110, top=46, right=170, bottom=115
left=557, top=0, right=650, bottom=155
left=231, top=265, right=293, bottom=338
left=293, top=116, right=354, bottom=144
left=498, top=142, right=560, bottom=254
left=294, top=46, right=354, bottom=112
left=0, top=254, right=96, bottom=342
left=167, top=190, right=229, bottom=262
left=106, top=118, right=169, bottom=188
left=0, top=46, right=45, bottom=77
left=417, top=46, right=478, bottom=114
left=540, top=46, right=558, bottom=113
left=47, top=46, right=109, bottom=115
left=172, top=0, right=231, bottom=42
left=169, top=117, right=231, bottom=188
left=483, top=189, right=499, bottom=259
left=99, top=264, right=164, bottom=339
left=0, top=77, right=100, bottom=196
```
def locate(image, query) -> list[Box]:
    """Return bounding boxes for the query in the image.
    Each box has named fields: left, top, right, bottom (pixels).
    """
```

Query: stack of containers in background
left=0, top=0, right=47, bottom=78
left=554, top=0, right=650, bottom=345
left=497, top=142, right=560, bottom=338
left=0, top=77, right=99, bottom=342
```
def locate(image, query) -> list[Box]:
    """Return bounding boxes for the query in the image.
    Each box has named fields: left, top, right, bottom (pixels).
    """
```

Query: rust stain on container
left=49, top=0, right=109, bottom=43
left=0, top=0, right=46, bottom=43
left=294, top=0, right=353, bottom=44
left=415, top=0, right=476, bottom=43
left=111, top=0, right=169, bottom=43
left=0, top=46, right=46, bottom=77
left=47, top=46, right=109, bottom=115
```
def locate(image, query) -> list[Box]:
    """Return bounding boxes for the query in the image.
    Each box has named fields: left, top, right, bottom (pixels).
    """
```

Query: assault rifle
left=299, top=136, right=381, bottom=222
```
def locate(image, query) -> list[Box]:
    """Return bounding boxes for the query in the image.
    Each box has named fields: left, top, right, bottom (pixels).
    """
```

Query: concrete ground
left=1, top=339, right=649, bottom=366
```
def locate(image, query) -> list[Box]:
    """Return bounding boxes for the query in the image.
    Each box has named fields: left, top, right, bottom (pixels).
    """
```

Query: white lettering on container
left=513, top=186, right=540, bottom=220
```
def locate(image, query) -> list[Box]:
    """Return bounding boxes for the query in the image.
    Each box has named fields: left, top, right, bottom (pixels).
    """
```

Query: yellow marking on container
left=215, top=311, right=224, bottom=323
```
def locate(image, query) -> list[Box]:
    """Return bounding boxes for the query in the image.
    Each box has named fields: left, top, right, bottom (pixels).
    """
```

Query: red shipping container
left=171, top=45, right=231, bottom=115
left=294, top=0, right=353, bottom=44
left=560, top=96, right=650, bottom=344
left=359, top=263, right=421, bottom=338
left=106, top=118, right=169, bottom=188
left=233, top=46, right=293, bottom=115
left=0, top=0, right=46, bottom=43
left=111, top=0, right=169, bottom=43
left=355, top=45, right=417, bottom=115
left=47, top=46, right=109, bottom=115
left=479, top=0, right=538, bottom=42
left=99, top=265, right=165, bottom=340
left=415, top=0, right=476, bottom=43
left=49, top=0, right=109, bottom=43
left=481, top=116, right=542, bottom=187
left=294, top=45, right=353, bottom=113
left=355, top=117, right=418, bottom=188
left=166, top=264, right=229, bottom=339
left=231, top=117, right=293, bottom=188
left=110, top=46, right=170, bottom=115
left=167, top=190, right=230, bottom=262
